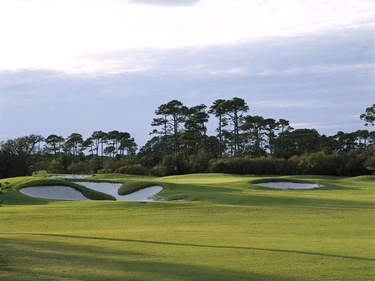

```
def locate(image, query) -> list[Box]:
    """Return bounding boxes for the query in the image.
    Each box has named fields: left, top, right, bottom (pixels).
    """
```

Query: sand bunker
left=254, top=182, right=320, bottom=189
left=20, top=185, right=89, bottom=200
left=75, top=182, right=162, bottom=201
left=19, top=182, right=162, bottom=201
left=50, top=174, right=92, bottom=180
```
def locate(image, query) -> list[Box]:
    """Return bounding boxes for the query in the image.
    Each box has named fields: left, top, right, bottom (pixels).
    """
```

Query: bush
left=150, top=165, right=169, bottom=177
left=97, top=168, right=112, bottom=174
left=151, top=154, right=190, bottom=176
left=32, top=170, right=48, bottom=177
left=67, top=161, right=91, bottom=174
left=207, top=158, right=227, bottom=173
left=207, top=156, right=292, bottom=175
left=48, top=160, right=65, bottom=174
left=363, top=147, right=375, bottom=174
left=206, top=152, right=371, bottom=176
left=188, top=153, right=211, bottom=173
left=31, top=161, right=50, bottom=172
left=88, top=156, right=102, bottom=174
left=116, top=164, right=149, bottom=175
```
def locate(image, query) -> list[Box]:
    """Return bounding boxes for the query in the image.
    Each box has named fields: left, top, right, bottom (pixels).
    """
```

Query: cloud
left=85, top=27, right=375, bottom=78
left=1, top=2, right=374, bottom=143
left=253, top=100, right=314, bottom=109
left=257, top=62, right=375, bottom=76
left=129, top=0, right=200, bottom=6
left=1, top=0, right=374, bottom=72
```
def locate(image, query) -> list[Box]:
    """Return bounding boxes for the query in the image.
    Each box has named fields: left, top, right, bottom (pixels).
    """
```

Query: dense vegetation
left=1, top=99, right=374, bottom=178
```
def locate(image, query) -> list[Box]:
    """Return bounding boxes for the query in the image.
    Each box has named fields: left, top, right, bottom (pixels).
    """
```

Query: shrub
left=150, top=165, right=169, bottom=177
left=88, top=156, right=102, bottom=174
left=32, top=170, right=48, bottom=177
left=364, top=150, right=375, bottom=174
left=116, top=164, right=149, bottom=175
left=67, top=161, right=91, bottom=174
left=149, top=153, right=191, bottom=176
left=31, top=161, right=51, bottom=172
left=48, top=160, right=65, bottom=174
left=188, top=153, right=211, bottom=173
left=97, top=168, right=112, bottom=174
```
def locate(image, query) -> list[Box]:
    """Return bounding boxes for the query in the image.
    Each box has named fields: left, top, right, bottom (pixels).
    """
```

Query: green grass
left=0, top=174, right=374, bottom=280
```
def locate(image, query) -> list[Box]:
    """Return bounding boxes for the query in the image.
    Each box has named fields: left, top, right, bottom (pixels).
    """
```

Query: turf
left=0, top=174, right=374, bottom=280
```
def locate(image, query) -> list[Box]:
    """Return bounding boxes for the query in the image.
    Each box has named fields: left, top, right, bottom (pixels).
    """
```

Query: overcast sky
left=0, top=0, right=374, bottom=147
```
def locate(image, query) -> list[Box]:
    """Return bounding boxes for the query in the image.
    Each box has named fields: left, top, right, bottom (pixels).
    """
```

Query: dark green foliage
left=149, top=154, right=191, bottom=176
left=187, top=153, right=211, bottom=173
left=116, top=164, right=149, bottom=175
left=363, top=147, right=375, bottom=173
left=138, top=136, right=171, bottom=167
left=45, top=134, right=64, bottom=155
left=279, top=128, right=321, bottom=158
left=0, top=182, right=9, bottom=206
left=0, top=184, right=3, bottom=206
left=151, top=99, right=189, bottom=154
left=220, top=97, right=249, bottom=155
left=207, top=156, right=291, bottom=175
left=360, top=103, right=375, bottom=126
left=67, top=161, right=92, bottom=174
left=208, top=99, right=227, bottom=157
left=206, top=152, right=370, bottom=176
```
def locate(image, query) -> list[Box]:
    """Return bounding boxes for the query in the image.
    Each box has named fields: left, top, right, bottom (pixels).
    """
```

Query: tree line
left=1, top=98, right=374, bottom=178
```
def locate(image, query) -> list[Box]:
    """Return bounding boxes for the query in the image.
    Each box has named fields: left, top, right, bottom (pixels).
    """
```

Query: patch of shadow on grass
left=1, top=235, right=298, bottom=281
left=1, top=192, right=50, bottom=206
left=0, top=256, right=8, bottom=272
left=5, top=233, right=375, bottom=263
left=201, top=191, right=375, bottom=209
left=166, top=194, right=190, bottom=201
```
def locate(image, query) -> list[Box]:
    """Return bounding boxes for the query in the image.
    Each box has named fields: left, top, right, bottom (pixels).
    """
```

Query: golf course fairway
left=0, top=173, right=374, bottom=280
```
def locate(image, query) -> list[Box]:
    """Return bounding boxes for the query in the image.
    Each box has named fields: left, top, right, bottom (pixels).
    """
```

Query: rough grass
left=0, top=174, right=374, bottom=280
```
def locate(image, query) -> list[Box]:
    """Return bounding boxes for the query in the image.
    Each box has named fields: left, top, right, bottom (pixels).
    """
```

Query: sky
left=0, top=0, right=374, bottom=148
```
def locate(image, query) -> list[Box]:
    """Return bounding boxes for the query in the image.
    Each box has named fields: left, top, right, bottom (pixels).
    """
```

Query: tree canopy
left=360, top=104, right=375, bottom=126
left=0, top=99, right=374, bottom=178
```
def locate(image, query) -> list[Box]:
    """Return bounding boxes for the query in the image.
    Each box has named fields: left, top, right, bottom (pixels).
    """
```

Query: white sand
left=20, top=182, right=163, bottom=201
left=254, top=182, right=320, bottom=189
left=75, top=181, right=162, bottom=201
left=20, top=186, right=88, bottom=200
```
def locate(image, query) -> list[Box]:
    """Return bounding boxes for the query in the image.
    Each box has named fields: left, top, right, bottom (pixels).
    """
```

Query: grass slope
left=0, top=174, right=374, bottom=280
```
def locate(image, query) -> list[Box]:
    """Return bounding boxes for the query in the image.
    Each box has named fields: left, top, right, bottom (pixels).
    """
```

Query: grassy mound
left=117, top=181, right=162, bottom=195
left=88, top=173, right=164, bottom=196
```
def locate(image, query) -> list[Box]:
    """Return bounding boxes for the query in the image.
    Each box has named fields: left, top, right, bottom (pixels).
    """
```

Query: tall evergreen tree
left=264, top=118, right=279, bottom=156
left=221, top=97, right=249, bottom=156
left=45, top=134, right=64, bottom=155
left=360, top=104, right=375, bottom=126
left=151, top=100, right=188, bottom=154
left=183, top=104, right=209, bottom=154
left=65, top=133, right=83, bottom=156
left=241, top=115, right=267, bottom=157
left=276, top=119, right=293, bottom=158
left=209, top=99, right=227, bottom=157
